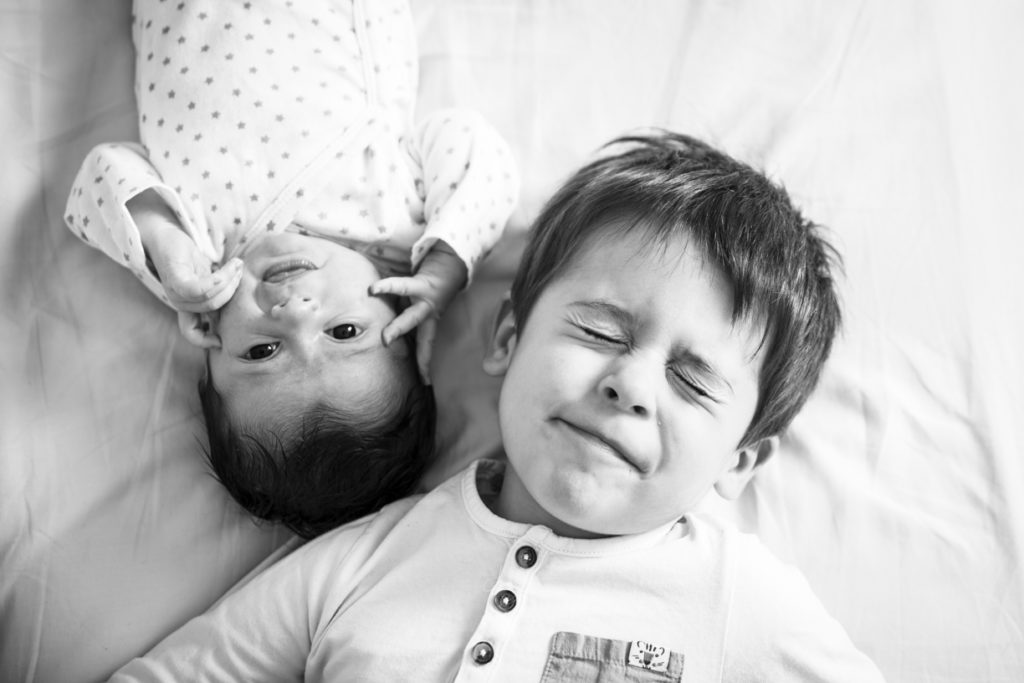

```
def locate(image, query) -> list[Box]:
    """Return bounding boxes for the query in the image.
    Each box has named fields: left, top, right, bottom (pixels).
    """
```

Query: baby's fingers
left=371, top=276, right=435, bottom=301
left=381, top=300, right=433, bottom=346
left=203, top=259, right=244, bottom=309
left=167, top=259, right=242, bottom=312
left=415, top=317, right=438, bottom=385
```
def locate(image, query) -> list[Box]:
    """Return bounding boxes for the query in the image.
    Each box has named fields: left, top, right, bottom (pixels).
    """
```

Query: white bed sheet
left=2, top=1, right=1023, bottom=681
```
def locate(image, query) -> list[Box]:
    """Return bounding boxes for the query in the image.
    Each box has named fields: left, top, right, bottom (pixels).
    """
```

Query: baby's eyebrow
left=568, top=299, right=636, bottom=328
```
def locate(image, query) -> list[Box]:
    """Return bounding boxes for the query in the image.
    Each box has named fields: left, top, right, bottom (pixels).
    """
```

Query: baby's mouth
left=263, top=259, right=318, bottom=283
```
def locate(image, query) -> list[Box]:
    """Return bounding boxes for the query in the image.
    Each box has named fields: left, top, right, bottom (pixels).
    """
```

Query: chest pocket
left=540, top=632, right=684, bottom=683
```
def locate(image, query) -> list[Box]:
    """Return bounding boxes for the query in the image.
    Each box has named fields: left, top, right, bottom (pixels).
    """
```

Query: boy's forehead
left=562, top=219, right=704, bottom=278
left=550, top=221, right=770, bottom=356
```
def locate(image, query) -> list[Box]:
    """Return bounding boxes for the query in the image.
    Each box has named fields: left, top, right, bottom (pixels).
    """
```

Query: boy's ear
left=177, top=311, right=221, bottom=349
left=482, top=293, right=517, bottom=377
left=714, top=436, right=778, bottom=500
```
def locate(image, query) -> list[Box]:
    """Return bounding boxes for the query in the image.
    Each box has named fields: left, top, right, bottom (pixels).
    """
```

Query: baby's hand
left=371, top=242, right=467, bottom=383
left=129, top=190, right=243, bottom=313
left=150, top=229, right=243, bottom=313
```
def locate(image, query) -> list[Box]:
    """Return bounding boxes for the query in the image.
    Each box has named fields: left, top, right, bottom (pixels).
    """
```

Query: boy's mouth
left=263, top=259, right=318, bottom=283
left=555, top=418, right=646, bottom=474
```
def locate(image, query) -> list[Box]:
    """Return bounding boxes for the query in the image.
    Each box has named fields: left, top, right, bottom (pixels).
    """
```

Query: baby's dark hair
left=198, top=365, right=436, bottom=539
left=511, top=131, right=841, bottom=455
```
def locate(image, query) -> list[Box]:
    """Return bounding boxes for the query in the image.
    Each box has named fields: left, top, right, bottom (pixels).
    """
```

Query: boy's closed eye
left=668, top=366, right=715, bottom=401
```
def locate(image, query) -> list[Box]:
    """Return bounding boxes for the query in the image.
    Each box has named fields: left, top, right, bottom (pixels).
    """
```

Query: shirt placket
left=453, top=526, right=553, bottom=681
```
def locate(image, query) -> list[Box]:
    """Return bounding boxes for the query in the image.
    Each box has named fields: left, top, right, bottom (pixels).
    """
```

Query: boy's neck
left=487, top=460, right=610, bottom=540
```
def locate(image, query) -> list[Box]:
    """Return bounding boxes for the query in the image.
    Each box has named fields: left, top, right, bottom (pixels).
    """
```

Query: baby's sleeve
left=64, top=143, right=211, bottom=308
left=406, top=108, right=520, bottom=281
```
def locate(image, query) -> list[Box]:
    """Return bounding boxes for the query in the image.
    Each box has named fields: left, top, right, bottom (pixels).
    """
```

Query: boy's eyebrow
left=569, top=299, right=637, bottom=328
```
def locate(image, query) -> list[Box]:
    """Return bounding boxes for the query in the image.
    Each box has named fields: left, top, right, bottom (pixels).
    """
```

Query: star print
left=225, top=181, right=234, bottom=190
left=212, top=111, right=220, bottom=119
left=250, top=194, right=258, bottom=202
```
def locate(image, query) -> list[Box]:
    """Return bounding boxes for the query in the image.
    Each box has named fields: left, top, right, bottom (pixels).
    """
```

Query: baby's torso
left=131, top=0, right=422, bottom=264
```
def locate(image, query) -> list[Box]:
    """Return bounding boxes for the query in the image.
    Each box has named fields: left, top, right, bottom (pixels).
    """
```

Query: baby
left=108, top=132, right=885, bottom=681
left=65, top=0, right=518, bottom=538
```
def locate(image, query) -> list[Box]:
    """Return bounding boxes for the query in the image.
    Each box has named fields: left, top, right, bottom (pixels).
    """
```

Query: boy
left=108, top=132, right=885, bottom=681
left=65, top=0, right=519, bottom=538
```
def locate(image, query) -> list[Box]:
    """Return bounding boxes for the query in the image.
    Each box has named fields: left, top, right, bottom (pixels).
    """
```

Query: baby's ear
left=177, top=311, right=221, bottom=349
left=482, top=293, right=517, bottom=377
left=713, top=436, right=778, bottom=500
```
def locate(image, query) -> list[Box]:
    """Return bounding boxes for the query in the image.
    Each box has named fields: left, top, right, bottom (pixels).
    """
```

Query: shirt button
left=515, top=545, right=537, bottom=568
left=471, top=641, right=494, bottom=664
left=493, top=589, right=517, bottom=612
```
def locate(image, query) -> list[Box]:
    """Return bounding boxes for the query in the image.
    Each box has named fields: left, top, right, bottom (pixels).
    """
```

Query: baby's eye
left=328, top=323, right=361, bottom=340
left=243, top=342, right=279, bottom=361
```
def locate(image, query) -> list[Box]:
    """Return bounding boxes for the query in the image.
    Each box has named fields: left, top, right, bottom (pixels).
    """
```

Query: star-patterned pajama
left=65, top=0, right=519, bottom=308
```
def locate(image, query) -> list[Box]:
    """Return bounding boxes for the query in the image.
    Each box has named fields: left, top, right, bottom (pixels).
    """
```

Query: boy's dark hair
left=198, top=368, right=436, bottom=539
left=510, top=131, right=841, bottom=455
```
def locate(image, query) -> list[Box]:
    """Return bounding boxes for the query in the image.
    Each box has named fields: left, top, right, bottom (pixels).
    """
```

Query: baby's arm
left=375, top=109, right=520, bottom=380
left=65, top=144, right=240, bottom=345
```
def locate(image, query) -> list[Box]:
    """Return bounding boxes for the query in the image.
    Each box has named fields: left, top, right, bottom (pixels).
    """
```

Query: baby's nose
left=270, top=295, right=319, bottom=319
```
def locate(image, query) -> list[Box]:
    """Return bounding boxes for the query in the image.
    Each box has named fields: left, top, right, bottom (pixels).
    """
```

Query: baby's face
left=208, top=232, right=412, bottom=430
left=490, top=224, right=770, bottom=537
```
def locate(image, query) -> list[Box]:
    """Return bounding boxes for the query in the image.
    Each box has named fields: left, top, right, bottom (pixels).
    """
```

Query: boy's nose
left=597, top=359, right=655, bottom=417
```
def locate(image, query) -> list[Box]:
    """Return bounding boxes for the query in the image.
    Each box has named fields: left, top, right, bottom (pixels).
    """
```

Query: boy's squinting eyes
left=486, top=224, right=775, bottom=538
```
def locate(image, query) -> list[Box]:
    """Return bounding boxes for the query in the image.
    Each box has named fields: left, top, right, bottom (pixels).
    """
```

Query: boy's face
left=208, top=232, right=412, bottom=431
left=486, top=224, right=774, bottom=538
